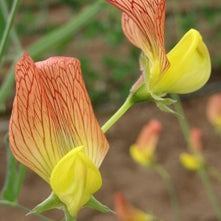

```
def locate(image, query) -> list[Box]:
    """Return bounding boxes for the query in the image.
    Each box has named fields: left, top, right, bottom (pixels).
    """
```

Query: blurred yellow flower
left=180, top=128, right=204, bottom=171
left=180, top=153, right=200, bottom=171
left=130, top=120, right=162, bottom=167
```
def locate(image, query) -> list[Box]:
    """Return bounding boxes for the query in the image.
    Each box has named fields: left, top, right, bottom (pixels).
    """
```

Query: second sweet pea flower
left=9, top=53, right=109, bottom=217
left=106, top=0, right=211, bottom=102
left=130, top=120, right=162, bottom=167
left=180, top=128, right=204, bottom=171
left=115, top=192, right=158, bottom=221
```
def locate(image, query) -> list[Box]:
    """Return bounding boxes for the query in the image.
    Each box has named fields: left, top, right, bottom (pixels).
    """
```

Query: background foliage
left=0, top=0, right=221, bottom=112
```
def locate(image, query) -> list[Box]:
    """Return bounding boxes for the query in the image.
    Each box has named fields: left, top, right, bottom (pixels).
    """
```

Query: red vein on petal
left=107, top=0, right=169, bottom=72
left=36, top=57, right=109, bottom=167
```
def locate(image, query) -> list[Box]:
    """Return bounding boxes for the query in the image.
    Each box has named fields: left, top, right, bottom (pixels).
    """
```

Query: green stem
left=102, top=94, right=134, bottom=133
left=0, top=0, right=21, bottom=62
left=171, top=94, right=190, bottom=146
left=197, top=168, right=221, bottom=221
left=154, top=164, right=181, bottom=221
left=0, top=200, right=52, bottom=221
left=172, top=94, right=221, bottom=220
left=15, top=164, right=27, bottom=198
left=64, top=207, right=76, bottom=221
left=208, top=166, right=221, bottom=185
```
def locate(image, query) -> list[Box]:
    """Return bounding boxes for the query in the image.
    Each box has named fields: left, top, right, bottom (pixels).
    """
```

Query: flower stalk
left=197, top=168, right=221, bottom=221
left=102, top=94, right=134, bottom=133
left=0, top=200, right=52, bottom=221
left=64, top=207, right=77, bottom=221
left=154, top=164, right=181, bottom=221
left=208, top=167, right=221, bottom=185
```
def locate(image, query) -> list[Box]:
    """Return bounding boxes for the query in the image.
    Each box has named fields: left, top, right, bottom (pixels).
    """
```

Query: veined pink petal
left=107, top=0, right=169, bottom=72
left=9, top=53, right=109, bottom=182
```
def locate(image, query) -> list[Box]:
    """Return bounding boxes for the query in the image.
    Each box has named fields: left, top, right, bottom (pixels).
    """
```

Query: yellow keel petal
left=154, top=29, right=211, bottom=94
left=50, top=146, right=102, bottom=217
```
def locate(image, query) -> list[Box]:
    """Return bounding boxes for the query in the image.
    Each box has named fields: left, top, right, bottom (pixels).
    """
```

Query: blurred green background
left=0, top=0, right=221, bottom=111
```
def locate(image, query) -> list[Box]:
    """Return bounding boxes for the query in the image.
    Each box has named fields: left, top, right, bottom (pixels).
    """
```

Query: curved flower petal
left=35, top=56, right=109, bottom=168
left=154, top=29, right=211, bottom=94
left=136, top=119, right=162, bottom=151
left=9, top=53, right=109, bottom=182
left=50, top=146, right=102, bottom=217
left=108, top=0, right=169, bottom=73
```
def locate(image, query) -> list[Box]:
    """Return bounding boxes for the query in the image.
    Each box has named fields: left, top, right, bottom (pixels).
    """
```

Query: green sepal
left=151, top=93, right=180, bottom=116
left=130, top=53, right=152, bottom=103
left=139, top=52, right=150, bottom=84
left=130, top=83, right=153, bottom=103
left=84, top=196, right=113, bottom=213
left=29, top=192, right=62, bottom=215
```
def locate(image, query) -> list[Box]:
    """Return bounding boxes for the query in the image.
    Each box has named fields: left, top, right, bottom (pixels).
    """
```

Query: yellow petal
left=50, top=146, right=102, bottom=217
left=130, top=145, right=154, bottom=167
left=180, top=153, right=199, bottom=171
left=154, top=29, right=211, bottom=94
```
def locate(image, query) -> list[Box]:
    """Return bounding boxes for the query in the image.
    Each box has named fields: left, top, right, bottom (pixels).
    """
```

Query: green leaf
left=0, top=0, right=21, bottom=63
left=1, top=134, right=26, bottom=201
left=0, top=0, right=104, bottom=109
left=1, top=135, right=17, bottom=201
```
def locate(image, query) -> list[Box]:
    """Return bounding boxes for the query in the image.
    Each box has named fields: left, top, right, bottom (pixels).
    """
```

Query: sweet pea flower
left=180, top=128, right=204, bottom=171
left=115, top=192, right=157, bottom=221
left=130, top=120, right=162, bottom=167
left=206, top=93, right=221, bottom=131
left=9, top=53, right=109, bottom=217
left=106, top=0, right=211, bottom=100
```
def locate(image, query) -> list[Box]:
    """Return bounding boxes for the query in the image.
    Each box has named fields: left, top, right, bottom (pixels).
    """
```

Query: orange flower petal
left=9, top=53, right=109, bottom=182
left=206, top=93, right=221, bottom=129
left=115, top=192, right=148, bottom=221
left=136, top=119, right=162, bottom=151
left=107, top=0, right=169, bottom=72
left=190, top=128, right=202, bottom=152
